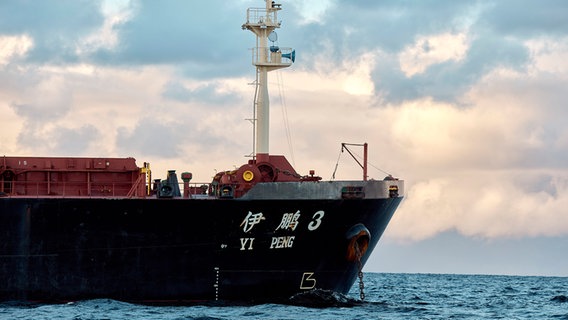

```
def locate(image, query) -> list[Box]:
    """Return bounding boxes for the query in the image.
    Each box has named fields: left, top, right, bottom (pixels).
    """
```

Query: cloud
left=288, top=0, right=334, bottom=25
left=116, top=117, right=185, bottom=158
left=102, top=0, right=252, bottom=77
left=391, top=172, right=568, bottom=241
left=52, top=125, right=100, bottom=154
left=0, top=34, right=33, bottom=66
left=399, top=32, right=469, bottom=77
left=283, top=0, right=541, bottom=104
left=10, top=74, right=72, bottom=121
left=162, top=80, right=242, bottom=104
left=482, top=0, right=568, bottom=37
left=383, top=39, right=568, bottom=240
left=75, top=0, right=133, bottom=55
left=0, top=1, right=104, bottom=64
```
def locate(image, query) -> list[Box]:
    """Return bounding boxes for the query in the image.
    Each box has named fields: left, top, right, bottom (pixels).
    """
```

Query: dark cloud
left=285, top=0, right=475, bottom=57
left=483, top=0, right=568, bottom=37
left=52, top=125, right=99, bottom=154
left=116, top=117, right=185, bottom=158
left=116, top=1, right=226, bottom=63
left=0, top=1, right=254, bottom=76
left=15, top=122, right=43, bottom=151
left=4, top=0, right=567, bottom=88
left=514, top=174, right=559, bottom=198
left=162, top=81, right=193, bottom=102
left=0, top=1, right=101, bottom=33
left=10, top=99, right=71, bottom=123
left=102, top=0, right=251, bottom=77
left=15, top=122, right=98, bottom=155
left=372, top=35, right=530, bottom=104
left=115, top=114, right=245, bottom=159
left=283, top=0, right=565, bottom=104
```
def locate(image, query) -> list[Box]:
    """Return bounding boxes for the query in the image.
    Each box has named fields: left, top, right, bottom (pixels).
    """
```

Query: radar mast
left=242, top=0, right=295, bottom=163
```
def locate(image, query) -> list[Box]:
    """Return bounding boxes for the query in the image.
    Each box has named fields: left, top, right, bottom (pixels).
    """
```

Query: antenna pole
left=242, top=1, right=294, bottom=163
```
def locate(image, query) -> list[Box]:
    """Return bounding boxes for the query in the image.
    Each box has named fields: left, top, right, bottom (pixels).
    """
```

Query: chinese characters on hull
left=274, top=210, right=300, bottom=231
left=238, top=210, right=325, bottom=251
left=240, top=211, right=266, bottom=233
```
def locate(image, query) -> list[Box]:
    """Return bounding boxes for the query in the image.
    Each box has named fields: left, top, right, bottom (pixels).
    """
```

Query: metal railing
left=1, top=180, right=142, bottom=198
left=244, top=8, right=280, bottom=27
left=251, top=47, right=294, bottom=66
left=0, top=181, right=213, bottom=199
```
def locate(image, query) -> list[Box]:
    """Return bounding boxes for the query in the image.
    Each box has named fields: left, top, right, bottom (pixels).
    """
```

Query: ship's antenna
left=245, top=76, right=258, bottom=159
left=276, top=70, right=295, bottom=166
left=242, top=0, right=295, bottom=163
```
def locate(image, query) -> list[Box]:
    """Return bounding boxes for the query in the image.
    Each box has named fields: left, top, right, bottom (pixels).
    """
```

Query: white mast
left=242, top=0, right=295, bottom=163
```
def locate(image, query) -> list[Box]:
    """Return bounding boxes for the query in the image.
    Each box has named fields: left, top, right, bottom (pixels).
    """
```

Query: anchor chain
left=354, top=242, right=365, bottom=301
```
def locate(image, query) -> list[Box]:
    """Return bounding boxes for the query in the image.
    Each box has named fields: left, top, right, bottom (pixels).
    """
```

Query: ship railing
left=0, top=180, right=217, bottom=199
left=180, top=182, right=211, bottom=199
left=251, top=47, right=294, bottom=66
left=244, top=7, right=280, bottom=28
left=0, top=180, right=146, bottom=198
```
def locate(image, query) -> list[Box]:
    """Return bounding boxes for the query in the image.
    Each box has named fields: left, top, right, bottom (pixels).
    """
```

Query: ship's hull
left=0, top=196, right=401, bottom=303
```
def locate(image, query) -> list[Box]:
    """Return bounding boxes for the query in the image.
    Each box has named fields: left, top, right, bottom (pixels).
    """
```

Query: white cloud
left=0, top=35, right=33, bottom=66
left=284, top=51, right=375, bottom=96
left=382, top=35, right=568, bottom=241
left=75, top=0, right=133, bottom=55
left=341, top=52, right=376, bottom=95
left=289, top=0, right=334, bottom=25
left=389, top=170, right=568, bottom=241
left=526, top=36, right=568, bottom=74
left=399, top=32, right=469, bottom=77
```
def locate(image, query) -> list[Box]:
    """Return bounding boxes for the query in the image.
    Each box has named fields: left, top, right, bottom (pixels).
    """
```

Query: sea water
left=1, top=273, right=567, bottom=319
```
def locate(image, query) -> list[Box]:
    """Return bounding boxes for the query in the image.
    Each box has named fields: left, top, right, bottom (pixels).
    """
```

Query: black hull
left=0, top=196, right=401, bottom=303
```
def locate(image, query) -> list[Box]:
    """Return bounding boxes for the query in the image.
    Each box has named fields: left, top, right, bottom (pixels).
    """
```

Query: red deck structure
left=0, top=156, right=147, bottom=197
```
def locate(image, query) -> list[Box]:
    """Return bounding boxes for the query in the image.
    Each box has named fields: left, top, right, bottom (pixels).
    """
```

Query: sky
left=1, top=0, right=568, bottom=277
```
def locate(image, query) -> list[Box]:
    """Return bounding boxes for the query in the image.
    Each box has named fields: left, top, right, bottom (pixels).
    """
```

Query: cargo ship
left=0, top=1, right=403, bottom=303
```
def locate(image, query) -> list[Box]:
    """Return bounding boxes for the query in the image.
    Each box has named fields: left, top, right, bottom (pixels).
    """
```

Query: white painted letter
left=240, top=238, right=255, bottom=250
left=270, top=237, right=278, bottom=249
